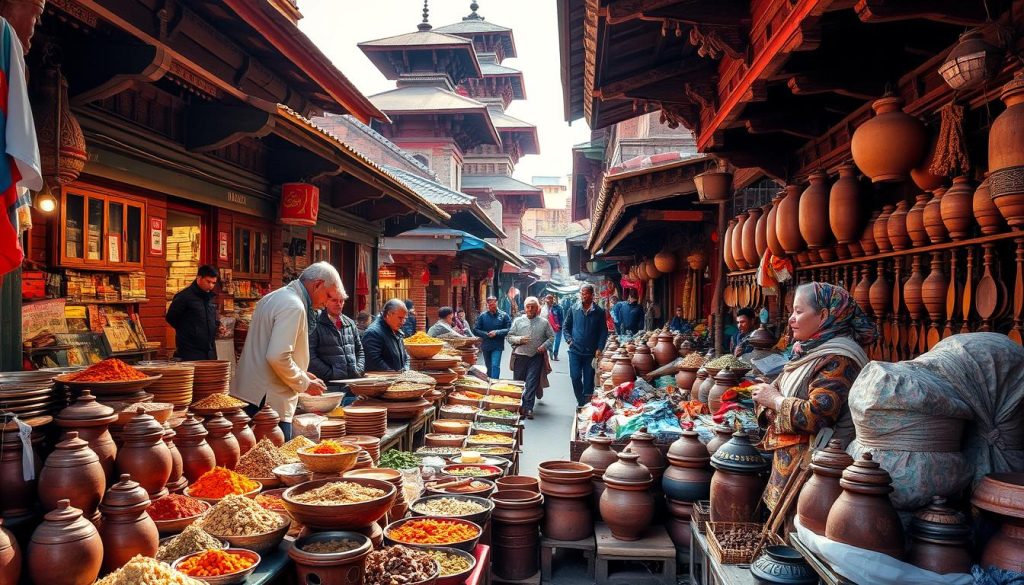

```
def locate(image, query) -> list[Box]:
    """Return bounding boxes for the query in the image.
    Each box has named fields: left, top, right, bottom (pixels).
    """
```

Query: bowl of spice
left=254, top=488, right=288, bottom=515
left=364, top=545, right=440, bottom=585
left=414, top=446, right=462, bottom=460
left=487, top=383, right=524, bottom=400
left=463, top=433, right=516, bottom=447
left=289, top=531, right=373, bottom=578
left=475, top=408, right=520, bottom=425
left=272, top=462, right=313, bottom=487
left=236, top=439, right=288, bottom=488
left=185, top=467, right=262, bottom=504
left=409, top=495, right=493, bottom=528
left=441, top=464, right=503, bottom=482
left=282, top=478, right=397, bottom=531
left=296, top=440, right=360, bottom=473
left=424, top=547, right=477, bottom=585
left=431, top=419, right=471, bottom=435
left=56, top=358, right=161, bottom=395
left=481, top=395, right=521, bottom=411
left=424, top=478, right=495, bottom=498
left=189, top=393, right=248, bottom=416
left=467, top=446, right=516, bottom=460
left=156, top=523, right=228, bottom=563
left=438, top=404, right=480, bottom=421
left=381, top=382, right=433, bottom=402
left=173, top=548, right=260, bottom=585
left=148, top=493, right=210, bottom=534
left=471, top=421, right=518, bottom=438
left=200, top=494, right=291, bottom=555
left=277, top=436, right=316, bottom=463
left=424, top=433, right=468, bottom=448
left=404, top=332, right=444, bottom=359
left=377, top=449, right=420, bottom=470
left=447, top=391, right=484, bottom=408
left=96, top=554, right=206, bottom=585
left=384, top=516, right=482, bottom=552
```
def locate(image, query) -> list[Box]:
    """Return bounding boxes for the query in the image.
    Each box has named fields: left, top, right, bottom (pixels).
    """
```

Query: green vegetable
left=478, top=409, right=517, bottom=418
left=379, top=450, right=419, bottom=470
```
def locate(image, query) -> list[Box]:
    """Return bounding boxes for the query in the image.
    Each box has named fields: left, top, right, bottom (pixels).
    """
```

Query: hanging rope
left=929, top=101, right=971, bottom=177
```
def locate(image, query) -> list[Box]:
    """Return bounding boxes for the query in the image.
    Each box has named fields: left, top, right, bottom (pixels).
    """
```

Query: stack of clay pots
left=600, top=450, right=654, bottom=541
left=662, top=431, right=712, bottom=547
left=203, top=412, right=240, bottom=470
left=491, top=488, right=544, bottom=580
left=538, top=461, right=594, bottom=541
left=578, top=433, right=619, bottom=517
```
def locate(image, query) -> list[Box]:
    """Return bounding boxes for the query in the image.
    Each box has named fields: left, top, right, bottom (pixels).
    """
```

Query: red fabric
left=0, top=162, right=24, bottom=276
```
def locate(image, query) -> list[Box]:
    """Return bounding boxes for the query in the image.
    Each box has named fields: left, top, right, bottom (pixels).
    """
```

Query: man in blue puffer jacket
left=308, top=290, right=365, bottom=405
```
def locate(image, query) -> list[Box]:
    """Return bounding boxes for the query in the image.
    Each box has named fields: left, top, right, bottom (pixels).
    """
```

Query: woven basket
left=706, top=522, right=783, bottom=565
left=692, top=500, right=711, bottom=534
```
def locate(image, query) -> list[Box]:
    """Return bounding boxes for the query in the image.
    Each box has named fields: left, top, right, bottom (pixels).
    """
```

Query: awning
left=380, top=228, right=529, bottom=268
left=546, top=282, right=582, bottom=295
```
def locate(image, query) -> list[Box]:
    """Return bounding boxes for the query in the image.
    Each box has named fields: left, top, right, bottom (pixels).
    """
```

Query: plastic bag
left=401, top=467, right=423, bottom=502
left=291, top=413, right=327, bottom=441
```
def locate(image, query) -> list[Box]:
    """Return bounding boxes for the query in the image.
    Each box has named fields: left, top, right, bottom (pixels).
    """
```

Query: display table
left=466, top=544, right=492, bottom=585
left=687, top=522, right=756, bottom=585
left=245, top=538, right=293, bottom=584
left=405, top=406, right=435, bottom=450
left=790, top=533, right=855, bottom=585
left=382, top=421, right=408, bottom=452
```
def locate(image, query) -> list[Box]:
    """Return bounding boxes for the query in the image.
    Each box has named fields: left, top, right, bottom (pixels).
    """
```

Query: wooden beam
left=366, top=200, right=413, bottom=221
left=602, top=0, right=750, bottom=27
left=184, top=103, right=274, bottom=152
left=596, top=59, right=713, bottom=100
left=855, top=0, right=988, bottom=26
left=66, top=41, right=172, bottom=104
left=330, top=176, right=385, bottom=209
left=604, top=217, right=641, bottom=254
left=639, top=209, right=706, bottom=222
left=745, top=112, right=826, bottom=140
left=267, top=147, right=340, bottom=184
left=787, top=74, right=885, bottom=101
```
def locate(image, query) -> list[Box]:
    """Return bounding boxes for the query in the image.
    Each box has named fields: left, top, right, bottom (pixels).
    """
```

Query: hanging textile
left=356, top=244, right=370, bottom=312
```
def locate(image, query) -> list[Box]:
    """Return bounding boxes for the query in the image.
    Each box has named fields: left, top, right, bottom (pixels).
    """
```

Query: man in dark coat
left=563, top=283, right=609, bottom=407
left=363, top=298, right=410, bottom=372
left=620, top=292, right=646, bottom=334
left=166, top=265, right=222, bottom=360
left=472, top=295, right=512, bottom=379
left=401, top=299, right=417, bottom=337
left=308, top=290, right=365, bottom=405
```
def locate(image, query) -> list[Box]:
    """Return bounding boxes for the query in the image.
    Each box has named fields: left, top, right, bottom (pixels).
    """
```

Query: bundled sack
left=848, top=360, right=974, bottom=510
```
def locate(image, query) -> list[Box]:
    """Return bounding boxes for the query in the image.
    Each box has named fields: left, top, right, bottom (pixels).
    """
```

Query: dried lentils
left=155, top=524, right=225, bottom=563
left=200, top=494, right=283, bottom=536
left=235, top=438, right=286, bottom=477
left=95, top=555, right=204, bottom=585
left=289, top=481, right=385, bottom=505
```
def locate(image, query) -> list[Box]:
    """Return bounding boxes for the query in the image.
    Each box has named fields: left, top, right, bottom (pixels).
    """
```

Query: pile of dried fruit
left=236, top=439, right=286, bottom=478
left=176, top=549, right=255, bottom=577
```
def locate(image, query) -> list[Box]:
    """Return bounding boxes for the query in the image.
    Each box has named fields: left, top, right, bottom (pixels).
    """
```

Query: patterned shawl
left=792, top=282, right=877, bottom=358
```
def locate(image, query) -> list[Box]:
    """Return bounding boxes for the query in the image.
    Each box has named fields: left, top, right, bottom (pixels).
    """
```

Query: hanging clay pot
left=600, top=450, right=654, bottom=541
left=663, top=430, right=712, bottom=503
left=796, top=439, right=854, bottom=536
left=653, top=332, right=677, bottom=367
left=625, top=430, right=667, bottom=483
left=940, top=175, right=975, bottom=241
left=988, top=72, right=1024, bottom=228
left=755, top=204, right=770, bottom=259
left=253, top=405, right=286, bottom=446
left=859, top=211, right=881, bottom=257
left=203, top=412, right=241, bottom=470
left=907, top=193, right=932, bottom=247
left=709, top=432, right=769, bottom=523
left=645, top=261, right=662, bottom=281
left=38, top=431, right=105, bottom=521
left=825, top=453, right=905, bottom=559
left=799, top=170, right=832, bottom=249
left=0, top=519, right=19, bottom=585
left=873, top=204, right=895, bottom=253
left=742, top=207, right=763, bottom=267
left=851, top=95, right=928, bottom=183
left=733, top=214, right=750, bottom=270
left=97, top=474, right=158, bottom=574
left=907, top=496, right=972, bottom=575
left=887, top=199, right=911, bottom=251
left=869, top=263, right=892, bottom=318
left=766, top=192, right=786, bottom=257
left=707, top=367, right=740, bottom=415
left=55, top=390, right=117, bottom=484
left=924, top=187, right=950, bottom=244
left=225, top=410, right=256, bottom=456
left=830, top=164, right=863, bottom=244
left=974, top=176, right=1006, bottom=235
left=171, top=414, right=216, bottom=484
left=611, top=350, right=636, bottom=386
left=723, top=218, right=739, bottom=271
left=33, top=68, right=88, bottom=185
left=28, top=500, right=103, bottom=585
left=654, top=251, right=676, bottom=273
left=776, top=184, right=806, bottom=255
left=116, top=409, right=172, bottom=500
left=911, top=134, right=947, bottom=192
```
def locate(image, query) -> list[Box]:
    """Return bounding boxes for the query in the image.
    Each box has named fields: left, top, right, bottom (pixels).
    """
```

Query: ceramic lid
left=747, top=325, right=777, bottom=350
left=713, top=367, right=739, bottom=385
left=667, top=430, right=711, bottom=465
left=839, top=453, right=894, bottom=495
left=225, top=409, right=251, bottom=429
left=173, top=414, right=209, bottom=441
left=1001, top=70, right=1024, bottom=102
left=911, top=496, right=970, bottom=544
left=100, top=474, right=151, bottom=511
left=31, top=500, right=99, bottom=544
left=162, top=423, right=176, bottom=443
left=46, top=431, right=99, bottom=468
left=203, top=412, right=233, bottom=436
left=635, top=344, right=652, bottom=354
left=253, top=404, right=280, bottom=425
left=603, top=450, right=653, bottom=485
left=972, top=473, right=1024, bottom=519
left=628, top=430, right=655, bottom=445
left=710, top=431, right=770, bottom=474
left=56, top=390, right=116, bottom=425
left=810, top=439, right=854, bottom=478
left=587, top=433, right=613, bottom=449
left=122, top=409, right=164, bottom=441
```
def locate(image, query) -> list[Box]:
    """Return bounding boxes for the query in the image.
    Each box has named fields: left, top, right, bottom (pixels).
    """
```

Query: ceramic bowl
left=173, top=548, right=260, bottom=584
left=205, top=516, right=290, bottom=555
left=297, top=392, right=344, bottom=413
left=272, top=463, right=312, bottom=486
left=432, top=419, right=471, bottom=435
left=424, top=546, right=477, bottom=585
left=151, top=499, right=210, bottom=534
left=383, top=516, right=482, bottom=552
left=441, top=464, right=503, bottom=482
left=282, top=477, right=396, bottom=531
left=408, top=494, right=494, bottom=528
left=405, top=343, right=444, bottom=360
left=296, top=443, right=360, bottom=474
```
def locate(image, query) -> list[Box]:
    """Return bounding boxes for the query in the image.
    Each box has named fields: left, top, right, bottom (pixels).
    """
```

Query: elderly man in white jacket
left=232, top=262, right=340, bottom=438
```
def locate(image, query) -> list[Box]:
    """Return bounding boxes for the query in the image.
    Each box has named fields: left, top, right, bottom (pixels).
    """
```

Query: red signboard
left=280, top=183, right=319, bottom=226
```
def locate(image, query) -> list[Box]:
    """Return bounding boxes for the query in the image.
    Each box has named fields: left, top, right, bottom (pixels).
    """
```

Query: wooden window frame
left=58, top=184, right=146, bottom=271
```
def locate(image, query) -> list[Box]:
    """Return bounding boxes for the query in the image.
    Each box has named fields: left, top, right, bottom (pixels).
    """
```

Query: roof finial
left=465, top=1, right=484, bottom=20
left=418, top=0, right=432, bottom=31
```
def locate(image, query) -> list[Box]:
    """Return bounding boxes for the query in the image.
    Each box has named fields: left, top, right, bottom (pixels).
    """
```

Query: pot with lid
left=98, top=474, right=159, bottom=573
left=710, top=431, right=769, bottom=523
left=28, top=500, right=103, bottom=585
left=38, top=431, right=105, bottom=522
left=172, top=414, right=216, bottom=483
left=55, top=390, right=117, bottom=483
left=907, top=496, right=971, bottom=575
left=825, top=453, right=904, bottom=559
left=116, top=409, right=172, bottom=500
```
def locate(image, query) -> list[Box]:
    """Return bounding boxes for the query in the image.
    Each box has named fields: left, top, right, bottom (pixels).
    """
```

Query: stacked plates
left=345, top=435, right=381, bottom=463
left=319, top=419, right=346, bottom=440
left=136, top=363, right=195, bottom=409
left=342, top=406, right=387, bottom=438
left=357, top=398, right=430, bottom=422
left=0, top=370, right=59, bottom=418
left=187, top=361, right=230, bottom=403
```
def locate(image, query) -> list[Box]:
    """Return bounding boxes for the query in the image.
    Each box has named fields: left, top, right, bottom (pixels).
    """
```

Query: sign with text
left=149, top=217, right=164, bottom=256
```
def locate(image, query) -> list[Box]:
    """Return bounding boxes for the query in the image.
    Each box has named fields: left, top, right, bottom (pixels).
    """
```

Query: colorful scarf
left=791, top=282, right=877, bottom=357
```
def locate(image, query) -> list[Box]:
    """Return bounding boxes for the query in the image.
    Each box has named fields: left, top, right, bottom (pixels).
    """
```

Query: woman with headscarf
left=750, top=281, right=877, bottom=511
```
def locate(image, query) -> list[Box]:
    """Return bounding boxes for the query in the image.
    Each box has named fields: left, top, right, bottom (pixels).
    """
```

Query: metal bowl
left=272, top=463, right=312, bottom=486
left=297, top=391, right=344, bottom=414
left=384, top=516, right=482, bottom=552
left=172, top=548, right=260, bottom=584
left=282, top=477, right=396, bottom=531
left=408, top=494, right=494, bottom=528
left=204, top=516, right=290, bottom=555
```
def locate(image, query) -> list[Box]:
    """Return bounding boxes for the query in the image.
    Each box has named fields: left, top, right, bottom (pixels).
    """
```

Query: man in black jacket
left=309, top=288, right=365, bottom=405
left=363, top=298, right=410, bottom=372
left=166, top=265, right=223, bottom=360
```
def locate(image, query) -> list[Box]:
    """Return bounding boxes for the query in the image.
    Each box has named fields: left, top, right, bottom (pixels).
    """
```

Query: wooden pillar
left=410, top=260, right=427, bottom=332
left=713, top=202, right=726, bottom=354
left=0, top=269, right=22, bottom=371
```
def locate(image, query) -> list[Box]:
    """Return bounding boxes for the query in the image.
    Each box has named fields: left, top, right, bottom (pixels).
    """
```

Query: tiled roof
left=462, top=174, right=543, bottom=194
left=321, top=114, right=434, bottom=177
left=370, top=85, right=491, bottom=113
left=481, top=61, right=521, bottom=76
left=433, top=20, right=511, bottom=34
left=382, top=166, right=474, bottom=206
left=358, top=30, right=475, bottom=48
left=488, top=109, right=535, bottom=129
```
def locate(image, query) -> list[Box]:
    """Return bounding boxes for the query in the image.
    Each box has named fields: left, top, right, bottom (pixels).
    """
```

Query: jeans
left=512, top=352, right=545, bottom=413
left=244, top=397, right=293, bottom=440
left=568, top=351, right=596, bottom=407
left=551, top=331, right=562, bottom=357
left=482, top=349, right=503, bottom=379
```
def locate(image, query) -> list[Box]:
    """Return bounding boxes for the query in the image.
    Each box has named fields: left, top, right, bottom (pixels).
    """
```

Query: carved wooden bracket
left=689, top=25, right=746, bottom=60
left=65, top=42, right=172, bottom=105
left=787, top=74, right=885, bottom=101
left=855, top=0, right=989, bottom=26
left=658, top=102, right=700, bottom=131
left=184, top=103, right=275, bottom=152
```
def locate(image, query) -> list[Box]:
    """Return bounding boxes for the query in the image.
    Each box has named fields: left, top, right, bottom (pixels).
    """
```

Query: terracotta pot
left=847, top=240, right=864, bottom=259
left=203, top=412, right=241, bottom=470
left=28, top=500, right=103, bottom=585
left=853, top=267, right=874, bottom=317
left=911, top=135, right=948, bottom=192
left=543, top=495, right=592, bottom=541
left=98, top=474, right=158, bottom=573
left=851, top=95, right=928, bottom=183
left=873, top=204, right=895, bottom=253
left=55, top=390, right=117, bottom=484
left=653, top=251, right=677, bottom=273
left=799, top=170, right=832, bottom=249
left=665, top=502, right=693, bottom=548
left=733, top=214, right=750, bottom=269
left=579, top=433, right=618, bottom=480
left=835, top=244, right=851, bottom=260
left=694, top=170, right=733, bottom=201
left=869, top=263, right=892, bottom=318
left=829, top=164, right=862, bottom=244
left=162, top=424, right=184, bottom=493
left=887, top=199, right=911, bottom=251
left=750, top=545, right=818, bottom=585
left=491, top=490, right=543, bottom=580
left=776, top=184, right=806, bottom=255
left=631, top=344, right=656, bottom=377
left=906, top=193, right=932, bottom=247
left=974, top=176, right=1006, bottom=235
left=698, top=370, right=716, bottom=405
left=625, top=431, right=666, bottom=483
left=904, top=256, right=926, bottom=320
left=600, top=451, right=654, bottom=541
left=707, top=367, right=740, bottom=415
left=742, top=207, right=763, bottom=267
left=645, top=261, right=662, bottom=281
left=709, top=432, right=768, bottom=523
left=253, top=404, right=286, bottom=446
left=0, top=520, right=20, bottom=585
left=922, top=252, right=948, bottom=324
left=989, top=72, right=1024, bottom=228
left=940, top=176, right=975, bottom=241
left=663, top=430, right=712, bottom=503
left=171, top=414, right=216, bottom=484
left=0, top=422, right=42, bottom=522
left=706, top=424, right=734, bottom=457
left=755, top=204, right=770, bottom=259
left=289, top=532, right=371, bottom=585
left=496, top=475, right=540, bottom=493
left=796, top=439, right=853, bottom=536
left=116, top=410, right=172, bottom=499
left=859, top=211, right=881, bottom=256
left=723, top=219, right=739, bottom=271
left=972, top=473, right=1024, bottom=572
left=676, top=367, right=698, bottom=390
left=538, top=461, right=594, bottom=499
left=225, top=410, right=256, bottom=456
left=907, top=496, right=972, bottom=575
left=766, top=192, right=786, bottom=257
left=924, top=187, right=949, bottom=244
left=610, top=350, right=636, bottom=386
left=691, top=369, right=708, bottom=400
left=38, top=431, right=105, bottom=521
left=825, top=453, right=904, bottom=559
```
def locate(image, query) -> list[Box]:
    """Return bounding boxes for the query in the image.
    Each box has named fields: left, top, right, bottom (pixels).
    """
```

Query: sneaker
left=526, top=410, right=534, bottom=419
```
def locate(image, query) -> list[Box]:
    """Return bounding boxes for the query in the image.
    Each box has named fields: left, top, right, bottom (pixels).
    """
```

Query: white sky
left=298, top=0, right=592, bottom=186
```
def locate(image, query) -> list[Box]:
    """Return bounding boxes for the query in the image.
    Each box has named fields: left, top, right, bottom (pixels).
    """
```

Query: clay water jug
left=225, top=409, right=256, bottom=456
left=162, top=424, right=186, bottom=494
left=653, top=332, right=677, bottom=367
left=825, top=453, right=904, bottom=559
left=580, top=432, right=618, bottom=511
left=676, top=366, right=698, bottom=390
left=0, top=519, right=19, bottom=585
left=830, top=164, right=863, bottom=244
left=766, top=192, right=786, bottom=257
left=28, top=500, right=103, bottom=585
left=723, top=219, right=739, bottom=271
left=733, top=214, right=750, bottom=269
left=171, top=414, right=216, bottom=483
left=55, top=390, right=117, bottom=483
left=907, top=193, right=932, bottom=246
left=708, top=367, right=740, bottom=414
left=924, top=187, right=949, bottom=244
left=663, top=430, right=712, bottom=503
left=742, top=207, right=762, bottom=267
left=873, top=204, right=895, bottom=253
left=799, top=170, right=831, bottom=249
left=38, top=431, right=105, bottom=521
left=887, top=199, right=911, bottom=251
left=988, top=71, right=1024, bottom=228
left=203, top=412, right=241, bottom=470
left=859, top=211, right=881, bottom=256
left=940, top=176, right=975, bottom=241
left=851, top=96, right=928, bottom=183
left=625, top=430, right=666, bottom=483
left=0, top=417, right=42, bottom=522
left=610, top=350, right=636, bottom=386
left=706, top=424, right=734, bottom=456
left=755, top=203, right=770, bottom=258
left=974, top=176, right=1006, bottom=235
left=600, top=450, right=654, bottom=541
left=776, top=184, right=805, bottom=254
left=116, top=409, right=172, bottom=499
left=98, top=474, right=158, bottom=573
left=252, top=404, right=286, bottom=446
left=710, top=432, right=769, bottom=522
left=907, top=496, right=972, bottom=575
left=796, top=439, right=853, bottom=535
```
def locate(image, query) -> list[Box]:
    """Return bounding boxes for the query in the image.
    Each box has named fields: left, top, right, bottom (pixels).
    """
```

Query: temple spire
left=465, top=1, right=484, bottom=21
left=417, top=0, right=431, bottom=31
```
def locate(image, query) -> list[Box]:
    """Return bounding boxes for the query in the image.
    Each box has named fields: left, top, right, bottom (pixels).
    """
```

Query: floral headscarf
left=791, top=282, right=877, bottom=357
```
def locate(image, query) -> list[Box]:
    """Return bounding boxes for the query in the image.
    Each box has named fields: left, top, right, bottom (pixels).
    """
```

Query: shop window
left=378, top=266, right=410, bottom=302
left=312, top=237, right=332, bottom=263
left=233, top=223, right=270, bottom=278
left=59, top=186, right=145, bottom=270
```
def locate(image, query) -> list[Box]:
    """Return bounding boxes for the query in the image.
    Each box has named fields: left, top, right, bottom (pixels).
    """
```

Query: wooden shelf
left=24, top=298, right=150, bottom=305
left=23, top=345, right=74, bottom=353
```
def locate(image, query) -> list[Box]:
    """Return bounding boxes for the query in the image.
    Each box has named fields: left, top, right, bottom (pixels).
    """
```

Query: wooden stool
left=595, top=523, right=676, bottom=585
left=541, top=534, right=596, bottom=581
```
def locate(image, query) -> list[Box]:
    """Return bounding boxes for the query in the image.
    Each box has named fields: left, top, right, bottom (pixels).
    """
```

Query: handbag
left=548, top=311, right=561, bottom=333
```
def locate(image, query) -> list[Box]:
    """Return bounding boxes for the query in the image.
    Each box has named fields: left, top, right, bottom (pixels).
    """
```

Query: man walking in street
left=563, top=283, right=608, bottom=407
left=308, top=286, right=364, bottom=405
left=473, top=295, right=511, bottom=379
left=621, top=292, right=645, bottom=334
left=545, top=293, right=564, bottom=361
left=507, top=296, right=554, bottom=419
left=165, top=264, right=225, bottom=360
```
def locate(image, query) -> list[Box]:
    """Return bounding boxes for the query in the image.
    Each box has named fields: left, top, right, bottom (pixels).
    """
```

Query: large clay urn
left=697, top=372, right=716, bottom=406
left=766, top=192, right=786, bottom=257
left=707, top=367, right=740, bottom=414
left=851, top=96, right=928, bottom=183
left=723, top=219, right=739, bottom=271
left=55, top=390, right=117, bottom=483
left=98, top=474, right=158, bottom=573
left=776, top=184, right=805, bottom=255
left=873, top=204, right=895, bottom=253
left=755, top=203, right=770, bottom=258
left=887, top=199, right=911, bottom=251
left=676, top=367, right=698, bottom=390
left=988, top=71, right=1024, bottom=228
left=907, top=193, right=932, bottom=247
left=859, top=211, right=881, bottom=256
left=733, top=214, right=750, bottom=270
left=252, top=404, right=286, bottom=446
left=706, top=424, right=735, bottom=457
left=610, top=350, right=636, bottom=386
left=663, top=430, right=712, bottom=503
left=742, top=207, right=763, bottom=267
left=940, top=175, right=975, bottom=241
left=799, top=170, right=832, bottom=249
left=162, top=424, right=186, bottom=494
left=631, top=344, right=656, bottom=377
left=924, top=187, right=950, bottom=244
left=38, top=431, right=105, bottom=521
left=600, top=450, right=654, bottom=541
left=116, top=409, right=172, bottom=499
left=829, top=164, right=863, bottom=244
left=972, top=473, right=1024, bottom=572
left=625, top=430, right=667, bottom=484
left=171, top=414, right=216, bottom=484
left=709, top=432, right=769, bottom=522
left=653, top=332, right=677, bottom=367
left=579, top=433, right=618, bottom=511
left=974, top=176, right=1006, bottom=235
left=203, top=412, right=241, bottom=470
left=796, top=439, right=853, bottom=536
left=825, top=453, right=905, bottom=559
left=0, top=417, right=42, bottom=522
left=225, top=410, right=256, bottom=456
left=907, top=496, right=972, bottom=575
left=28, top=500, right=103, bottom=585
left=0, top=519, right=19, bottom=585
left=490, top=490, right=544, bottom=580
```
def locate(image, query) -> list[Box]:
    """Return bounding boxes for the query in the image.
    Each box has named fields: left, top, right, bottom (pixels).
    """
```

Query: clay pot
left=911, top=135, right=948, bottom=192
left=28, top=500, right=103, bottom=585
left=796, top=439, right=853, bottom=536
left=162, top=424, right=185, bottom=493
left=676, top=367, right=698, bottom=390
left=907, top=193, right=932, bottom=247
left=825, top=453, right=904, bottom=559
left=610, top=350, right=636, bottom=386
left=203, top=412, right=241, bottom=470
left=907, top=496, right=972, bottom=575
left=631, top=344, right=656, bottom=377
left=579, top=433, right=618, bottom=480
left=653, top=251, right=677, bottom=273
left=665, top=499, right=693, bottom=548
left=538, top=461, right=594, bottom=498
left=940, top=175, right=975, bottom=241
left=989, top=72, right=1024, bottom=229
left=887, top=199, right=911, bottom=251
left=755, top=204, right=771, bottom=259
left=869, top=263, right=892, bottom=318
left=853, top=267, right=873, bottom=317
left=654, top=331, right=678, bottom=366
left=799, top=170, right=832, bottom=249
left=847, top=240, right=864, bottom=258
left=706, top=424, right=734, bottom=456
left=873, top=204, right=895, bottom=253
left=733, top=214, right=750, bottom=269
left=859, top=211, right=881, bottom=256
left=0, top=419, right=42, bottom=522
left=707, top=366, right=740, bottom=414
left=750, top=545, right=818, bottom=585
left=116, top=409, right=172, bottom=499
left=625, top=430, right=666, bottom=483
left=851, top=95, right=928, bottom=183
left=490, top=490, right=543, bottom=580
left=98, top=474, right=158, bottom=573
left=496, top=475, right=540, bottom=493
left=776, top=184, right=806, bottom=255
left=55, top=390, right=117, bottom=483
left=253, top=404, right=286, bottom=446
left=171, top=414, right=216, bottom=484
left=742, top=207, right=763, bottom=267
left=0, top=520, right=20, bottom=585
left=698, top=370, right=716, bottom=405
left=904, top=256, right=926, bottom=320
left=766, top=192, right=786, bottom=257
left=663, top=431, right=712, bottom=503
left=922, top=253, right=948, bottom=324
left=974, top=176, right=1006, bottom=235
left=723, top=219, right=739, bottom=271
left=691, top=369, right=708, bottom=400
left=924, top=187, right=949, bottom=244
left=543, top=495, right=592, bottom=541
left=807, top=249, right=822, bottom=264
left=709, top=432, right=769, bottom=523
left=973, top=473, right=1024, bottom=572
left=748, top=325, right=777, bottom=350
left=38, top=431, right=105, bottom=520
left=830, top=164, right=863, bottom=244
left=290, top=532, right=371, bottom=585
left=600, top=450, right=654, bottom=541
left=225, top=410, right=256, bottom=456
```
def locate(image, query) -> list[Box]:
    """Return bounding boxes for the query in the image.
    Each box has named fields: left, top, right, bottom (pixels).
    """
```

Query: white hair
left=299, top=261, right=343, bottom=294
left=524, top=296, right=541, bottom=307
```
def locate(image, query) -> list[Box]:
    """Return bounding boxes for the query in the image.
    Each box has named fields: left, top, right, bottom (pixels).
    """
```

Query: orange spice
left=308, top=440, right=356, bottom=455
left=177, top=549, right=255, bottom=577
left=387, top=518, right=479, bottom=544
left=69, top=358, right=148, bottom=382
left=189, top=467, right=260, bottom=499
